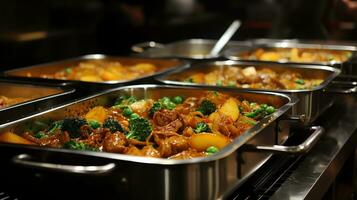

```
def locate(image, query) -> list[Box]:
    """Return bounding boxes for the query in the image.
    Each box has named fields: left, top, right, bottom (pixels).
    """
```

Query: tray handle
left=243, top=126, right=324, bottom=154
left=325, top=75, right=357, bottom=94
left=131, top=41, right=165, bottom=53
left=11, top=154, right=116, bottom=174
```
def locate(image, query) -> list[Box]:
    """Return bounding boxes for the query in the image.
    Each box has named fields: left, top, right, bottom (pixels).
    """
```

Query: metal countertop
left=271, top=94, right=357, bottom=200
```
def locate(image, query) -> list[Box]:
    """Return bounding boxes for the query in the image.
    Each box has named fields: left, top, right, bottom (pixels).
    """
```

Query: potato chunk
left=219, top=98, right=239, bottom=121
left=85, top=106, right=108, bottom=123
left=189, top=133, right=229, bottom=151
left=0, top=132, right=34, bottom=145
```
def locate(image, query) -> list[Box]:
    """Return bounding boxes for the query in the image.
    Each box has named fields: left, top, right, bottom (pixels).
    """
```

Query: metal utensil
left=209, top=20, right=241, bottom=57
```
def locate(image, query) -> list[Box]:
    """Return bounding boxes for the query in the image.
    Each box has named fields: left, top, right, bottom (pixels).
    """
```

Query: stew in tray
left=0, top=91, right=276, bottom=159
left=34, top=60, right=158, bottom=82
left=178, top=66, right=323, bottom=90
left=0, top=95, right=30, bottom=109
left=239, top=48, right=352, bottom=63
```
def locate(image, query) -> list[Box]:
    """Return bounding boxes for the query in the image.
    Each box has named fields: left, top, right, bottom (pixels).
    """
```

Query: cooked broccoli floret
left=122, top=107, right=133, bottom=117
left=126, top=118, right=152, bottom=141
left=63, top=141, right=96, bottom=151
left=47, top=120, right=64, bottom=134
left=61, top=118, right=87, bottom=138
left=149, top=102, right=162, bottom=117
left=194, top=122, right=211, bottom=133
left=103, top=118, right=125, bottom=133
left=34, top=131, right=46, bottom=139
left=197, top=100, right=216, bottom=115
left=158, top=97, right=176, bottom=110
left=88, top=120, right=100, bottom=129
left=149, top=96, right=181, bottom=117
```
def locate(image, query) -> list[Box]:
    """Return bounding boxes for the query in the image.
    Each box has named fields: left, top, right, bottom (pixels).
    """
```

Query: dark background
left=0, top=0, right=356, bottom=70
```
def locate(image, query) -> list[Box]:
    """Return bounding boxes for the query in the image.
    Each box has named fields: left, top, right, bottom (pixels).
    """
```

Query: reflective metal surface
left=132, top=39, right=251, bottom=60
left=223, top=39, right=357, bottom=66
left=12, top=154, right=116, bottom=175
left=244, top=126, right=324, bottom=154
left=0, top=84, right=297, bottom=200
left=271, top=95, right=357, bottom=200
left=0, top=78, right=75, bottom=123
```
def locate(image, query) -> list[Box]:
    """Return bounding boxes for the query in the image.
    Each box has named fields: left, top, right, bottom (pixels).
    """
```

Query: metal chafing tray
left=0, top=85, right=322, bottom=200
left=131, top=39, right=251, bottom=60
left=2, top=54, right=187, bottom=91
left=223, top=39, right=357, bottom=68
left=156, top=60, right=348, bottom=125
left=0, top=78, right=75, bottom=123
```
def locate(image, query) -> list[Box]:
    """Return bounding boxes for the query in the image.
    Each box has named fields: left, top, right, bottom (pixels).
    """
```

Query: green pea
left=171, top=96, right=184, bottom=104
left=206, top=146, right=219, bottom=154
left=295, top=79, right=305, bottom=85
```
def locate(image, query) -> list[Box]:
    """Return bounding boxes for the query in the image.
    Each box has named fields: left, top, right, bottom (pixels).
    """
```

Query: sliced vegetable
left=0, top=132, right=34, bottom=145
left=189, top=133, right=229, bottom=151
left=219, top=98, right=239, bottom=121
left=85, top=106, right=107, bottom=123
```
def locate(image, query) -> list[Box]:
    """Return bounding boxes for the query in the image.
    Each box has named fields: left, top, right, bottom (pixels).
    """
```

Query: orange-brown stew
left=239, top=48, right=352, bottom=63
left=0, top=95, right=30, bottom=109
left=178, top=66, right=323, bottom=90
left=0, top=92, right=276, bottom=159
left=38, top=60, right=158, bottom=82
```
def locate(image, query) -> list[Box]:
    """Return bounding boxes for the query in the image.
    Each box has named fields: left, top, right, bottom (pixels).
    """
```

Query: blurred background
left=1, top=0, right=357, bottom=69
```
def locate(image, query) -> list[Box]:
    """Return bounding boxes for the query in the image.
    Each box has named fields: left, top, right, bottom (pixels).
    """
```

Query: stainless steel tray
left=0, top=84, right=321, bottom=200
left=0, top=78, right=75, bottom=123
left=132, top=39, right=252, bottom=60
left=157, top=60, right=342, bottom=125
left=223, top=39, right=357, bottom=66
left=3, top=54, right=187, bottom=89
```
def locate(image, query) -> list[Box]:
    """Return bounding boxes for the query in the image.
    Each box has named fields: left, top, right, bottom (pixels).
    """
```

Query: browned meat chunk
left=153, top=109, right=179, bottom=126
left=103, top=132, right=128, bottom=153
left=156, top=135, right=189, bottom=157
left=141, top=146, right=161, bottom=158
